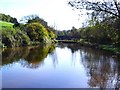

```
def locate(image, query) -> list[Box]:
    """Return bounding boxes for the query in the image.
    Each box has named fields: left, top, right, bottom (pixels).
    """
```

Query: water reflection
left=2, top=44, right=55, bottom=69
left=2, top=43, right=120, bottom=88
left=59, top=43, right=120, bottom=88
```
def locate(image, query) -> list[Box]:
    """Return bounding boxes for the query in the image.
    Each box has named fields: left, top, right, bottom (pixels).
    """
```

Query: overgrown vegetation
left=0, top=13, right=56, bottom=48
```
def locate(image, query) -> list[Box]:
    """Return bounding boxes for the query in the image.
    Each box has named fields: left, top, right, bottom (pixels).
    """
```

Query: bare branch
left=68, top=0, right=120, bottom=19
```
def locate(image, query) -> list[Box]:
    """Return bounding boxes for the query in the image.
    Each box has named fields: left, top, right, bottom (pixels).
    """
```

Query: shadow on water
left=2, top=44, right=55, bottom=69
left=58, top=43, right=120, bottom=88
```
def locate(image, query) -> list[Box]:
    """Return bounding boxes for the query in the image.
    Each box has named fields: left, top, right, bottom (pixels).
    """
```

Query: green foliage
left=0, top=21, right=14, bottom=30
left=55, top=16, right=120, bottom=54
left=68, top=0, right=120, bottom=47
left=24, top=22, right=56, bottom=44
left=47, top=28, right=56, bottom=40
left=25, top=22, right=50, bottom=42
left=56, top=28, right=80, bottom=40
left=0, top=13, right=18, bottom=24
left=1, top=13, right=56, bottom=48
left=78, top=17, right=120, bottom=45
left=21, top=14, right=48, bottom=28
left=100, top=45, right=120, bottom=53
left=1, top=27, right=30, bottom=47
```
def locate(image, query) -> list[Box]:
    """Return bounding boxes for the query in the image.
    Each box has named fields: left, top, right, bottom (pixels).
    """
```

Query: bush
left=25, top=22, right=51, bottom=43
left=2, top=28, right=30, bottom=47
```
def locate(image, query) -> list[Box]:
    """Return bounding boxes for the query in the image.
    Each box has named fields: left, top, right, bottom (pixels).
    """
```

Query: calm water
left=1, top=43, right=120, bottom=88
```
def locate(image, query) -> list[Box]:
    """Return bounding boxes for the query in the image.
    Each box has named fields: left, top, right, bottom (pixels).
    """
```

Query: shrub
left=25, top=22, right=50, bottom=43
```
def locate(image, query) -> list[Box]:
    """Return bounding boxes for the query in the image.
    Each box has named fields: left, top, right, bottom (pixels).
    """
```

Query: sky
left=0, top=0, right=87, bottom=30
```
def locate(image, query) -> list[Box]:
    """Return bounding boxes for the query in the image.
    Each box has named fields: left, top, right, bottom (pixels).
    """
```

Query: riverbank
left=57, top=40, right=120, bottom=56
left=0, top=40, right=57, bottom=49
left=0, top=20, right=57, bottom=48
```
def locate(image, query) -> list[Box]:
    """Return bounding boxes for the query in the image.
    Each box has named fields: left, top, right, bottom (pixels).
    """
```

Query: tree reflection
left=62, top=43, right=120, bottom=88
left=2, top=44, right=55, bottom=69
left=80, top=48, right=120, bottom=88
left=2, top=43, right=120, bottom=88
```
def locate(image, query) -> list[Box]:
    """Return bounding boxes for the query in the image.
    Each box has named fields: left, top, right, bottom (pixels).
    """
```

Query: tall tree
left=68, top=0, right=120, bottom=45
left=20, top=14, right=48, bottom=28
left=68, top=0, right=120, bottom=19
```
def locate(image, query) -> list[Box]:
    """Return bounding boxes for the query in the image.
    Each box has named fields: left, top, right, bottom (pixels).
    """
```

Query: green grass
left=0, top=21, right=14, bottom=30
left=0, top=21, right=15, bottom=35
left=99, top=45, right=120, bottom=53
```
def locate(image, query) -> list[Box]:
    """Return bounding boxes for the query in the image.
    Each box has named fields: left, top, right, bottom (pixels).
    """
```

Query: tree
left=68, top=0, right=120, bottom=19
left=20, top=14, right=48, bottom=28
left=25, top=22, right=49, bottom=42
left=0, top=13, right=19, bottom=23
left=68, top=0, right=120, bottom=45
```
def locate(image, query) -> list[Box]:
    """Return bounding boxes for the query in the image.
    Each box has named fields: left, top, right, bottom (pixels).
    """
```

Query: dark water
left=1, top=43, right=120, bottom=88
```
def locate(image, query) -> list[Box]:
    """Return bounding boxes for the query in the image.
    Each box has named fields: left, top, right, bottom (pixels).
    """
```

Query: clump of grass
left=0, top=21, right=14, bottom=30
left=100, top=45, right=120, bottom=53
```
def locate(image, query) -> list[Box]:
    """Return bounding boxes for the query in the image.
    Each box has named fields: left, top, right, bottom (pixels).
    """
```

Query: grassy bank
left=0, top=13, right=57, bottom=48
left=0, top=21, right=14, bottom=30
left=0, top=21, right=56, bottom=48
left=57, top=39, right=120, bottom=55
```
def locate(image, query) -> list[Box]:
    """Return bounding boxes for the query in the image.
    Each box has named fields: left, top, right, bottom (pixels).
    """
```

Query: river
left=1, top=43, right=120, bottom=88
